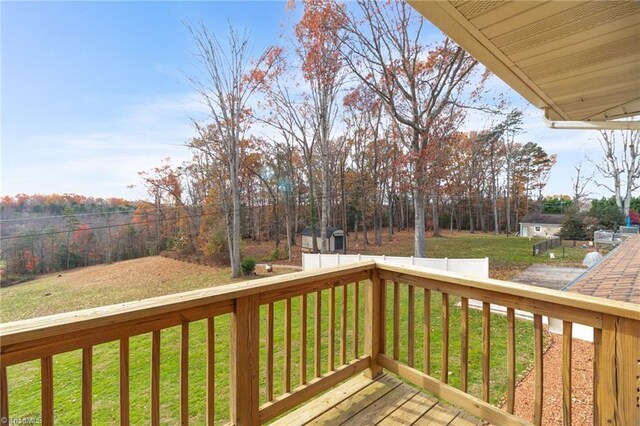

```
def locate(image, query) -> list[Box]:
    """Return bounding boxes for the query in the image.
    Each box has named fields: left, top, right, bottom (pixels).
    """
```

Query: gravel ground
left=511, top=332, right=594, bottom=425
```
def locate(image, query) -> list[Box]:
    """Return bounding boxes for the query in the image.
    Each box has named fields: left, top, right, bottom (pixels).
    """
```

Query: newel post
left=231, top=295, right=260, bottom=425
left=364, top=268, right=383, bottom=379
left=594, top=315, right=640, bottom=425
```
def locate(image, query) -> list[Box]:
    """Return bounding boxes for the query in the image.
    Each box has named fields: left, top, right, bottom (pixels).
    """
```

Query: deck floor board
left=269, top=373, right=479, bottom=425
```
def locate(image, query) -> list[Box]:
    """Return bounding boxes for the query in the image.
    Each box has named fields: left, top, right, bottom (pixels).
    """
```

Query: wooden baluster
left=206, top=318, right=215, bottom=426
left=482, top=302, right=490, bottom=401
left=341, top=284, right=348, bottom=365
left=329, top=287, right=336, bottom=371
left=423, top=289, right=431, bottom=375
left=407, top=285, right=415, bottom=367
left=41, top=356, right=53, bottom=426
left=393, top=282, right=400, bottom=360
left=562, top=321, right=572, bottom=426
left=181, top=323, right=189, bottom=425
left=151, top=331, right=160, bottom=426
left=315, top=291, right=322, bottom=378
left=461, top=297, right=469, bottom=393
left=230, top=295, right=260, bottom=424
left=506, top=307, right=516, bottom=413
left=533, top=314, right=543, bottom=426
left=0, top=366, right=8, bottom=424
left=266, top=302, right=274, bottom=400
left=120, top=339, right=130, bottom=426
left=380, top=280, right=386, bottom=355
left=300, top=294, right=307, bottom=385
left=353, top=282, right=359, bottom=358
left=82, top=347, right=92, bottom=425
left=441, top=293, right=450, bottom=384
left=285, top=298, right=292, bottom=392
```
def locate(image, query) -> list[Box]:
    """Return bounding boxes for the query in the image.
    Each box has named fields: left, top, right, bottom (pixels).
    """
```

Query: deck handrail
left=1, top=260, right=638, bottom=425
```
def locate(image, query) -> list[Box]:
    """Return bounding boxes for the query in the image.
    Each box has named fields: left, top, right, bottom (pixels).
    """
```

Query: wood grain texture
left=461, top=297, right=469, bottom=393
left=341, top=284, right=348, bottom=366
left=180, top=322, right=189, bottom=426
left=364, top=270, right=382, bottom=379
left=151, top=330, right=160, bottom=426
left=353, top=282, right=359, bottom=359
left=329, top=287, right=336, bottom=372
left=407, top=285, right=415, bottom=367
left=119, top=339, right=129, bottom=426
left=533, top=314, right=543, bottom=426
left=424, top=289, right=431, bottom=376
left=41, top=356, right=53, bottom=426
left=315, top=291, right=322, bottom=378
left=482, top=302, right=490, bottom=402
left=614, top=317, right=640, bottom=425
left=380, top=280, right=387, bottom=355
left=562, top=321, right=572, bottom=426
left=267, top=302, right=274, bottom=401
left=82, top=347, right=92, bottom=426
left=442, top=293, right=450, bottom=384
left=285, top=298, right=292, bottom=392
left=206, top=318, right=215, bottom=426
left=300, top=294, right=307, bottom=386
left=506, top=307, right=515, bottom=414
left=393, top=282, right=400, bottom=360
left=0, top=366, right=7, bottom=424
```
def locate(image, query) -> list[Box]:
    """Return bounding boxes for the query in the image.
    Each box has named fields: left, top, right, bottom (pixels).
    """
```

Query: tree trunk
left=414, top=188, right=426, bottom=257
left=431, top=189, right=440, bottom=237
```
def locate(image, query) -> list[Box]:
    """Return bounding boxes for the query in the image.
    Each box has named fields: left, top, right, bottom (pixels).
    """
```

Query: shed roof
left=566, top=235, right=640, bottom=304
left=408, top=1, right=640, bottom=126
left=520, top=213, right=564, bottom=225
left=301, top=226, right=340, bottom=238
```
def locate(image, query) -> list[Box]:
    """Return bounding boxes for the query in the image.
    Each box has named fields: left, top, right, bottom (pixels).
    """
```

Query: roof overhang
left=408, top=1, right=640, bottom=130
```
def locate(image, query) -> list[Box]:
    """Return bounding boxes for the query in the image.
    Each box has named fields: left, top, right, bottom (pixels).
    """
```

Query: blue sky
left=2, top=1, right=610, bottom=200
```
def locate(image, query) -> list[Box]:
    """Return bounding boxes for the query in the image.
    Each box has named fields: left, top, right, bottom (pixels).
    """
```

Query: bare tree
left=188, top=24, right=273, bottom=277
left=593, top=130, right=640, bottom=216
left=571, top=158, right=595, bottom=209
left=338, top=0, right=481, bottom=257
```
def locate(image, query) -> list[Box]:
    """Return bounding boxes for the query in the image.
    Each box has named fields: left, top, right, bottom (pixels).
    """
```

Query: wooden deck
left=271, top=373, right=479, bottom=425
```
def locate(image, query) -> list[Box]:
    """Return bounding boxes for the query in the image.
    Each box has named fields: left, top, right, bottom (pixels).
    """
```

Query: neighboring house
left=519, top=213, right=563, bottom=237
left=301, top=226, right=344, bottom=253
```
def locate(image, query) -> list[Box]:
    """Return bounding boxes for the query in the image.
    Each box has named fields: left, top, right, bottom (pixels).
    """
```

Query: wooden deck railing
left=1, top=261, right=638, bottom=425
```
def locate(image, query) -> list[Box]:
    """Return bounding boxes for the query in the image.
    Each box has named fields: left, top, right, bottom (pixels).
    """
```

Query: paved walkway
left=511, top=264, right=586, bottom=290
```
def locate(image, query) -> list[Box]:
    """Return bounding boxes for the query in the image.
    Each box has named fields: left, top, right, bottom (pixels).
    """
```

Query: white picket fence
left=302, top=253, right=489, bottom=279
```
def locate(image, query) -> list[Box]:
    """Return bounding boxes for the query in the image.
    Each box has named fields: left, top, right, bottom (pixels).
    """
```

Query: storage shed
left=301, top=226, right=344, bottom=253
left=519, top=213, right=563, bottom=237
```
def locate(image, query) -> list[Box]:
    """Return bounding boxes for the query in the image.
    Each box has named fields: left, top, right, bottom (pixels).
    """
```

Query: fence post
left=411, top=256, right=415, bottom=266
left=444, top=257, right=449, bottom=272
left=230, top=295, right=260, bottom=425
left=364, top=269, right=383, bottom=379
left=337, top=253, right=340, bottom=266
left=318, top=253, right=321, bottom=269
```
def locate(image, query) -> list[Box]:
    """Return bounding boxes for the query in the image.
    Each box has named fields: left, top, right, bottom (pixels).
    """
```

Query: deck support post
left=364, top=268, right=383, bottom=379
left=230, top=295, right=260, bottom=425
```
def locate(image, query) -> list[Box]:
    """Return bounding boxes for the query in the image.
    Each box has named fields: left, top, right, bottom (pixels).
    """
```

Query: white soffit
left=408, top=1, right=640, bottom=124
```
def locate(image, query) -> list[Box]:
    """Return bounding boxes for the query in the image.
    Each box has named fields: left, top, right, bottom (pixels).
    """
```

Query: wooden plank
left=442, top=292, right=450, bottom=384
left=482, top=302, right=490, bottom=402
left=82, top=347, right=92, bottom=426
left=614, top=317, right=640, bottom=425
left=380, top=280, right=387, bottom=355
left=266, top=302, right=274, bottom=401
left=407, top=285, right=415, bottom=367
left=285, top=298, right=292, bottom=392
left=341, top=284, right=348, bottom=366
left=268, top=373, right=373, bottom=426
left=329, top=287, right=336, bottom=372
left=506, top=307, right=516, bottom=414
left=206, top=318, right=214, bottom=426
left=309, top=375, right=402, bottom=425
left=353, top=282, right=359, bottom=358
left=393, top=282, right=400, bottom=360
left=230, top=295, right=260, bottom=425
left=180, top=322, right=189, bottom=426
left=594, top=316, right=616, bottom=424
left=424, top=289, right=431, bottom=376
left=592, top=327, right=601, bottom=424
left=151, top=330, right=160, bottom=426
left=0, top=366, right=8, bottom=424
left=364, top=270, right=382, bottom=379
left=533, top=314, right=543, bottom=426
left=461, top=297, right=469, bottom=392
left=414, top=402, right=459, bottom=425
left=340, top=382, right=418, bottom=425
left=450, top=413, right=481, bottom=425
left=120, top=338, right=130, bottom=426
left=259, top=357, right=370, bottom=423
left=315, top=290, right=322, bottom=378
left=41, top=356, right=53, bottom=426
left=562, top=321, right=572, bottom=426
left=300, top=294, right=307, bottom=386
left=377, top=392, right=438, bottom=425
left=378, top=354, right=530, bottom=426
